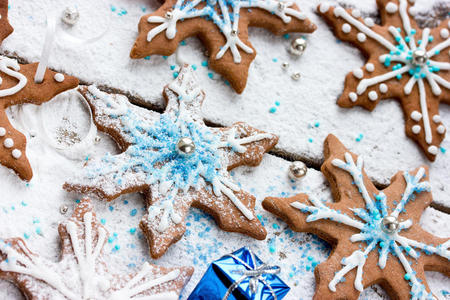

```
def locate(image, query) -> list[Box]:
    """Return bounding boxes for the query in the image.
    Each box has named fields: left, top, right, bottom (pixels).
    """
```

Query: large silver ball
left=381, top=215, right=399, bottom=234
left=412, top=49, right=428, bottom=66
left=176, top=137, right=196, bottom=155
left=289, top=38, right=307, bottom=56
left=288, top=161, right=307, bottom=179
left=61, top=6, right=80, bottom=26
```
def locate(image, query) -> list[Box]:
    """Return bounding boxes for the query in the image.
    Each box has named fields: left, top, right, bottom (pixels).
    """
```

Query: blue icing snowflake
left=66, top=66, right=277, bottom=258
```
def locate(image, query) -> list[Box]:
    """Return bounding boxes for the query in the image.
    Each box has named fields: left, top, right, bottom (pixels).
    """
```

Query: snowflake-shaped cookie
left=263, top=134, right=450, bottom=300
left=0, top=198, right=193, bottom=299
left=0, top=0, right=13, bottom=44
left=130, top=0, right=316, bottom=93
left=0, top=56, right=78, bottom=180
left=64, top=66, right=278, bottom=258
left=318, top=0, right=450, bottom=161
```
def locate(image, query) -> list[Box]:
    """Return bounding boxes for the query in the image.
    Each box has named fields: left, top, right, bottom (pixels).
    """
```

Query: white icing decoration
left=385, top=2, right=398, bottom=14
left=365, top=63, right=374, bottom=72
left=290, top=153, right=448, bottom=297
left=441, top=28, right=449, bottom=39
left=368, top=91, right=378, bottom=101
left=357, top=33, right=366, bottom=42
left=3, top=138, right=13, bottom=148
left=432, top=115, right=441, bottom=123
left=349, top=92, right=357, bottom=102
left=437, top=125, right=445, bottom=134
left=411, top=125, right=421, bottom=134
left=319, top=3, right=330, bottom=13
left=54, top=73, right=65, bottom=82
left=0, top=56, right=28, bottom=97
left=411, top=111, right=422, bottom=121
left=428, top=145, right=438, bottom=155
left=352, top=68, right=363, bottom=79
left=0, top=127, right=5, bottom=136
left=146, top=0, right=306, bottom=63
left=11, top=149, right=21, bottom=159
left=379, top=83, right=388, bottom=93
left=364, top=18, right=374, bottom=27
left=342, top=23, right=351, bottom=34
left=351, top=9, right=361, bottom=18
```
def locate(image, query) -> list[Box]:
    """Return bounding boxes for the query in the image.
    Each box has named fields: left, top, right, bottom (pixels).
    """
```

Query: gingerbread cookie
left=263, top=134, right=450, bottom=299
left=0, top=56, right=78, bottom=180
left=0, top=198, right=193, bottom=299
left=0, top=0, right=13, bottom=44
left=318, top=0, right=450, bottom=161
left=64, top=65, right=278, bottom=258
left=130, top=0, right=316, bottom=93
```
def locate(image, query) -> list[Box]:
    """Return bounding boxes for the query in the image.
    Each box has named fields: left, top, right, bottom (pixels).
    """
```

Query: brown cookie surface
left=317, top=0, right=450, bottom=161
left=64, top=65, right=278, bottom=258
left=130, top=0, right=316, bottom=93
left=0, top=0, right=13, bottom=43
left=0, top=56, right=78, bottom=180
left=0, top=198, right=193, bottom=299
left=263, top=134, right=450, bottom=300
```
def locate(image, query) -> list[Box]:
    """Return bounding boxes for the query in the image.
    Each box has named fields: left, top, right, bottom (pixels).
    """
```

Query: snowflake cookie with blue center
left=0, top=198, right=193, bottom=299
left=64, top=66, right=278, bottom=258
left=263, top=134, right=450, bottom=300
left=318, top=0, right=449, bottom=161
left=130, top=0, right=316, bottom=93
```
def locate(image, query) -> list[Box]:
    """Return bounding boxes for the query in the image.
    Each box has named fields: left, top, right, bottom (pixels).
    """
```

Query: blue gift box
left=188, top=247, right=290, bottom=300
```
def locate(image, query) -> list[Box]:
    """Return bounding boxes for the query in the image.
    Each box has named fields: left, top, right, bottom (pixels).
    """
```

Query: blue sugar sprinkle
left=144, top=56, right=151, bottom=60
left=404, top=273, right=411, bottom=280
left=123, top=200, right=128, bottom=205
left=163, top=56, right=168, bottom=60
left=35, top=227, right=42, bottom=235
left=275, top=101, right=280, bottom=106
left=23, top=233, right=30, bottom=239
left=283, top=33, right=290, bottom=39
left=130, top=209, right=137, bottom=216
left=272, top=58, right=278, bottom=62
left=170, top=65, right=176, bottom=70
left=308, top=138, right=313, bottom=143
left=180, top=40, right=187, bottom=46
left=314, top=122, right=320, bottom=128
left=201, top=61, right=208, bottom=67
left=100, top=218, right=106, bottom=225
left=173, top=71, right=179, bottom=78
left=109, top=206, right=114, bottom=212
left=191, top=64, right=197, bottom=70
left=208, top=72, right=214, bottom=79
left=129, top=228, right=137, bottom=234
left=269, top=107, right=277, bottom=113
left=440, top=147, right=446, bottom=154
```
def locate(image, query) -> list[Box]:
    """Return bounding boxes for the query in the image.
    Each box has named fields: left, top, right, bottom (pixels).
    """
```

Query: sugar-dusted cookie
left=318, top=0, right=450, bottom=161
left=64, top=65, right=278, bottom=258
left=0, top=198, right=193, bottom=299
left=0, top=0, right=13, bottom=43
left=263, top=134, right=450, bottom=299
left=0, top=56, right=78, bottom=180
left=130, top=0, right=316, bottom=93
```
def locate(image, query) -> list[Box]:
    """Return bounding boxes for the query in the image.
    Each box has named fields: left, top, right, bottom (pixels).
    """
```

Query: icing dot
left=379, top=84, right=388, bottom=93
left=368, top=91, right=378, bottom=101
left=352, top=68, right=363, bottom=79
left=437, top=125, right=445, bottom=134
left=319, top=3, right=330, bottom=13
left=408, top=7, right=418, bottom=16
left=440, top=28, right=449, bottom=39
left=428, top=146, right=438, bottom=155
left=12, top=149, right=21, bottom=159
left=432, top=115, right=441, bottom=123
left=351, top=9, right=361, bottom=18
left=349, top=92, right=358, bottom=102
left=0, top=127, right=5, bottom=136
left=4, top=138, right=13, bottom=148
left=357, top=33, right=367, bottom=42
left=342, top=23, right=351, bottom=34
left=411, top=111, right=422, bottom=121
left=365, top=63, right=375, bottom=72
left=411, top=125, right=421, bottom=134
left=385, top=2, right=398, bottom=13
left=364, top=18, right=375, bottom=27
left=54, top=73, right=65, bottom=82
left=333, top=7, right=345, bottom=17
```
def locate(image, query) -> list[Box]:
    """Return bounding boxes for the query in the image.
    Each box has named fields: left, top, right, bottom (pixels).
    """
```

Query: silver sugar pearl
left=60, top=205, right=68, bottom=215
left=412, top=49, right=428, bottom=66
left=381, top=215, right=400, bottom=234
left=291, top=72, right=301, bottom=81
left=281, top=62, right=289, bottom=70
left=230, top=29, right=238, bottom=36
left=61, top=6, right=80, bottom=26
left=176, top=137, right=196, bottom=155
left=289, top=38, right=307, bottom=56
left=94, top=136, right=101, bottom=143
left=165, top=10, right=174, bottom=20
left=288, top=161, right=307, bottom=179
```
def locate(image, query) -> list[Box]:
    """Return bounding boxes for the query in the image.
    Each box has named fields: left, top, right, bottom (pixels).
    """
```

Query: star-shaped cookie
left=64, top=65, right=278, bottom=258
left=0, top=56, right=78, bottom=180
left=0, top=0, right=13, bottom=43
left=318, top=0, right=450, bottom=161
left=0, top=198, right=193, bottom=299
left=263, top=134, right=450, bottom=300
left=130, top=0, right=316, bottom=93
